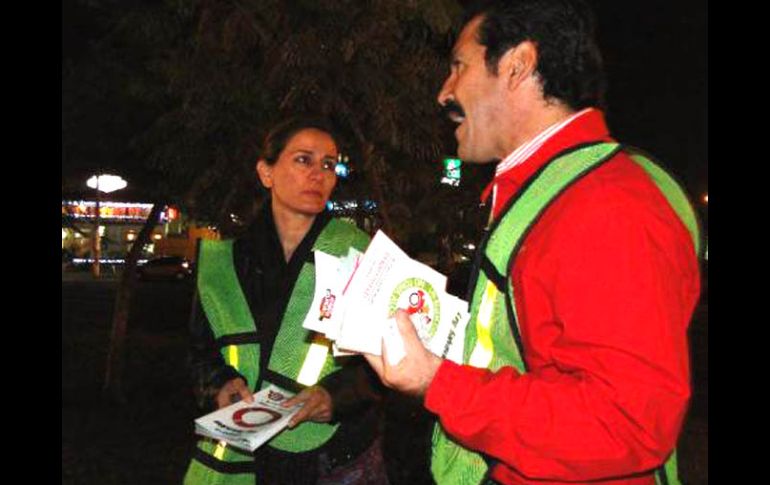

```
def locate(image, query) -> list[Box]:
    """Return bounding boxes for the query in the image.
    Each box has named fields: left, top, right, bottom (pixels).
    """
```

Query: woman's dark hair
left=464, top=0, right=606, bottom=111
left=259, top=116, right=341, bottom=165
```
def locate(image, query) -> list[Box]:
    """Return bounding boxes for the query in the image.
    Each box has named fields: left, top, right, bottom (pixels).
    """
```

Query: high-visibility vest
left=184, top=218, right=370, bottom=485
left=431, top=142, right=701, bottom=485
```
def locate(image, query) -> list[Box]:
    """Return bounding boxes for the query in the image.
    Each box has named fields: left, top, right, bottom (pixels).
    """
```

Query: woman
left=184, top=117, right=388, bottom=485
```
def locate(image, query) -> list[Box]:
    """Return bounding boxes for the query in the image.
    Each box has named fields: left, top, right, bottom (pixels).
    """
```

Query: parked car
left=137, top=256, right=194, bottom=281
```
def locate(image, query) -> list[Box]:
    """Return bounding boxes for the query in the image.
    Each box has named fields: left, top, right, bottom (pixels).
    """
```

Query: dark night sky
left=62, top=0, right=707, bottom=198
left=591, top=0, right=707, bottom=199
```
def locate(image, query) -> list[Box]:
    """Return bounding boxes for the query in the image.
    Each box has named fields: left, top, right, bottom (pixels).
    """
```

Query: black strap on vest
left=656, top=465, right=670, bottom=485
left=215, top=332, right=260, bottom=349
left=261, top=369, right=306, bottom=394
left=479, top=256, right=527, bottom=370
left=192, top=446, right=254, bottom=475
left=465, top=225, right=492, bottom=304
left=480, top=256, right=507, bottom=293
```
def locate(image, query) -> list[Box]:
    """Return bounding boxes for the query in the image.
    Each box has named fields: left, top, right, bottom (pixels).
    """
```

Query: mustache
left=440, top=99, right=466, bottom=120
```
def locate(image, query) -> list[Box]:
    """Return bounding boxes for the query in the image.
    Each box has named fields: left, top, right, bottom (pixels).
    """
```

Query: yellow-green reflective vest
left=184, top=218, right=370, bottom=485
left=431, top=142, right=701, bottom=485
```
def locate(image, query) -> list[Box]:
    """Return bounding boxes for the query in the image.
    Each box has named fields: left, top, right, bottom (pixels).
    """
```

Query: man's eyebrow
left=450, top=47, right=467, bottom=66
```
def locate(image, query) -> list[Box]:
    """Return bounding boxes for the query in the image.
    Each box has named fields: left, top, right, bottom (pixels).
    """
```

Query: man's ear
left=499, top=40, right=538, bottom=90
left=256, top=159, right=273, bottom=189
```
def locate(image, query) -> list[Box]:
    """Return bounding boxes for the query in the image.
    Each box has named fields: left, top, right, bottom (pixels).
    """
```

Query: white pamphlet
left=336, top=230, right=448, bottom=355
left=194, top=384, right=302, bottom=452
left=426, top=294, right=469, bottom=364
left=324, top=248, right=363, bottom=342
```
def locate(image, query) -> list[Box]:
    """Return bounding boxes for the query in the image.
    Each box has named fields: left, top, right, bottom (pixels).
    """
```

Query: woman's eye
left=295, top=155, right=311, bottom=165
left=322, top=159, right=338, bottom=171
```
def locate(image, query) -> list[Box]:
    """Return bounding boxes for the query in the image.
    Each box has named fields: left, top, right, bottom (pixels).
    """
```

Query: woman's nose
left=308, top=162, right=324, bottom=180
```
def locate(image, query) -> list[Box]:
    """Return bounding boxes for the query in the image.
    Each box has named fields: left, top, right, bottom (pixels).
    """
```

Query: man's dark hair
left=260, top=116, right=341, bottom=165
left=464, top=0, right=606, bottom=110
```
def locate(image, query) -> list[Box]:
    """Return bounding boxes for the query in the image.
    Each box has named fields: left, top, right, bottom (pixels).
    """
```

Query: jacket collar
left=480, top=108, right=614, bottom=209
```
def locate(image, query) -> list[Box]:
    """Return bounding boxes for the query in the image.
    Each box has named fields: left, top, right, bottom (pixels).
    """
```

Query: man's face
left=437, top=15, right=509, bottom=164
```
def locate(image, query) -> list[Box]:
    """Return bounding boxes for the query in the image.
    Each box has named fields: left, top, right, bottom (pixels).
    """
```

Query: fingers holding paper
left=216, top=377, right=254, bottom=409
left=364, top=309, right=443, bottom=397
left=283, top=385, right=333, bottom=428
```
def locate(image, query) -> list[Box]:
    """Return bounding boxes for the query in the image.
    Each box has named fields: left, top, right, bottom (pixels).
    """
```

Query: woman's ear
left=256, top=159, right=273, bottom=189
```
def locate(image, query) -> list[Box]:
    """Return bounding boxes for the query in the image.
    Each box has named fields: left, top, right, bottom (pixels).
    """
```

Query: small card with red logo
left=303, top=250, right=345, bottom=335
left=194, top=384, right=303, bottom=452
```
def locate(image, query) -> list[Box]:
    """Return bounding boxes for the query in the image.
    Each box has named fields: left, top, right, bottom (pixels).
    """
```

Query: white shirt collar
left=495, top=108, right=594, bottom=177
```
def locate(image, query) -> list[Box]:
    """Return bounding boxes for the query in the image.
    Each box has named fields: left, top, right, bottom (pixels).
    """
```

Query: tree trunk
left=92, top=190, right=101, bottom=278
left=337, top=108, right=394, bottom=236
left=102, top=202, right=164, bottom=403
left=360, top=142, right=394, bottom=235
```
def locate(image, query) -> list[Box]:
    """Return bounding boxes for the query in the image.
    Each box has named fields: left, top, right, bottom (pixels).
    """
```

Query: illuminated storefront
left=62, top=200, right=176, bottom=223
left=61, top=200, right=218, bottom=264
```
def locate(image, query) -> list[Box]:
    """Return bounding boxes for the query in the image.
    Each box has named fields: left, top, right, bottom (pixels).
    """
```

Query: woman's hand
left=215, top=377, right=254, bottom=409
left=282, top=386, right=333, bottom=428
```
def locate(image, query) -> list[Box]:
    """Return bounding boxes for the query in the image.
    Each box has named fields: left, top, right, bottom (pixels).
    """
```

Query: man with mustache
left=364, top=1, right=702, bottom=484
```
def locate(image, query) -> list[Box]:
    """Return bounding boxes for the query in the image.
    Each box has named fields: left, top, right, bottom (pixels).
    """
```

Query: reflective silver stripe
left=296, top=338, right=330, bottom=386
left=468, top=281, right=497, bottom=368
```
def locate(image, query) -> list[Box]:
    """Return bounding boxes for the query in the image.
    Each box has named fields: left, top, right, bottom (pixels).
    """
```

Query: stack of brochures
left=302, top=230, right=470, bottom=364
left=194, top=384, right=302, bottom=452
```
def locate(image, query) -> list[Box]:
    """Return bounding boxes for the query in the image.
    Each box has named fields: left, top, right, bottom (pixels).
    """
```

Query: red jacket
left=424, top=110, right=700, bottom=484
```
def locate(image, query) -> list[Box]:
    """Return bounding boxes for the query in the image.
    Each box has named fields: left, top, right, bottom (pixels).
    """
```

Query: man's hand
left=364, top=309, right=443, bottom=397
left=282, top=385, right=333, bottom=428
left=215, top=377, right=254, bottom=409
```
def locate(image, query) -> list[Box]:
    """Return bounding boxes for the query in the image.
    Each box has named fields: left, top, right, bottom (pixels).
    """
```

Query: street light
left=87, top=174, right=127, bottom=278
left=87, top=174, right=127, bottom=193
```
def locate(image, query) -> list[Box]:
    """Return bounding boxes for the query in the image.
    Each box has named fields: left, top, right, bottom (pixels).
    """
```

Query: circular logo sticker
left=232, top=407, right=282, bottom=428
left=388, top=277, right=441, bottom=345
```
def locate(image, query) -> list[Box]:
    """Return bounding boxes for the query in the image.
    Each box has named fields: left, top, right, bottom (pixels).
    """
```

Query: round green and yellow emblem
left=388, top=277, right=441, bottom=344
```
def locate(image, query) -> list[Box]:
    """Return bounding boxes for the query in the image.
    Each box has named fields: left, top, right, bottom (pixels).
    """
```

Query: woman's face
left=257, top=128, right=339, bottom=217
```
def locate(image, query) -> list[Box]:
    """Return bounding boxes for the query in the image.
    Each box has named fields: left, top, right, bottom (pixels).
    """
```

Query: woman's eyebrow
left=291, top=149, right=337, bottom=160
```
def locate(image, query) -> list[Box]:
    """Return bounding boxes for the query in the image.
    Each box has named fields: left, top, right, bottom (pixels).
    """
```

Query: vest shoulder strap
left=484, top=142, right=701, bottom=278
left=197, top=239, right=256, bottom=338
left=485, top=141, right=622, bottom=275
left=313, top=217, right=370, bottom=256
left=626, top=147, right=702, bottom=258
